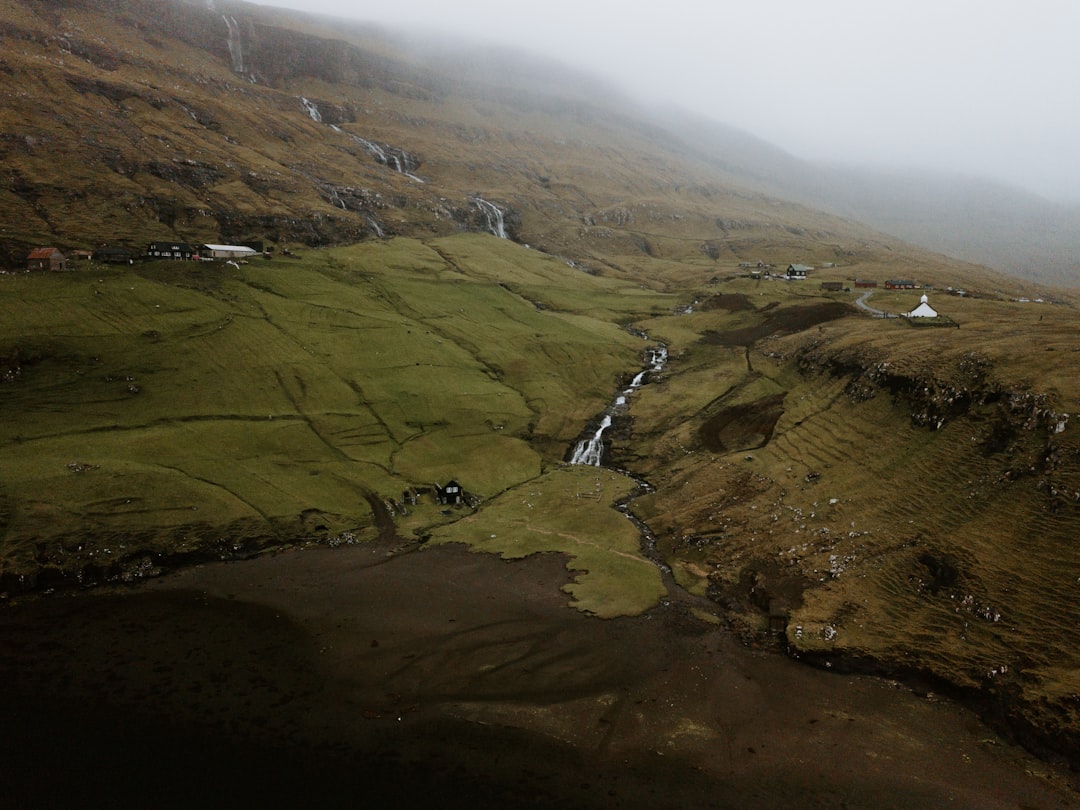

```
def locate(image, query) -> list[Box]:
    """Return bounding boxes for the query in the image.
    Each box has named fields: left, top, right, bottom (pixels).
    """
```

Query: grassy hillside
left=0, top=235, right=671, bottom=593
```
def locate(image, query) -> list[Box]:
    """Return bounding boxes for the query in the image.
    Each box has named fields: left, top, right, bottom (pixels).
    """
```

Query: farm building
left=820, top=281, right=844, bottom=292
left=92, top=247, right=135, bottom=264
left=885, top=279, right=918, bottom=290
left=26, top=247, right=67, bottom=272
left=146, top=242, right=195, bottom=260
left=785, top=264, right=810, bottom=279
left=854, top=279, right=878, bottom=288
left=199, top=244, right=258, bottom=260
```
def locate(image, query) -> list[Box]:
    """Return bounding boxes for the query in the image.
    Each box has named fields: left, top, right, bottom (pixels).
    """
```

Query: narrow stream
left=569, top=344, right=667, bottom=466
left=566, top=342, right=717, bottom=608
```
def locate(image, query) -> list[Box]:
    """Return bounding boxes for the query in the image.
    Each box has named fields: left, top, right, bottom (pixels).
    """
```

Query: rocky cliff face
left=795, top=341, right=1073, bottom=478
left=724, top=338, right=1080, bottom=766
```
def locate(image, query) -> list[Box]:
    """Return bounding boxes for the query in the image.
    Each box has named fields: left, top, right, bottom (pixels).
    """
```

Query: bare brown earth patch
left=699, top=292, right=755, bottom=312
left=699, top=392, right=786, bottom=453
left=1, top=541, right=1074, bottom=808
left=702, top=301, right=854, bottom=347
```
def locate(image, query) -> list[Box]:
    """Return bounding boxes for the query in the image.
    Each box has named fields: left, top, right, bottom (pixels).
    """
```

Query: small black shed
left=436, top=480, right=464, bottom=505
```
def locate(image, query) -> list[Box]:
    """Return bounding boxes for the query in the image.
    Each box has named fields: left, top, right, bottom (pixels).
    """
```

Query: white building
left=908, top=294, right=939, bottom=318
left=200, top=244, right=258, bottom=260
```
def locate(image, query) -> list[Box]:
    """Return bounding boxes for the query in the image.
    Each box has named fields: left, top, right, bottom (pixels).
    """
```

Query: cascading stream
left=300, top=97, right=322, bottom=123
left=473, top=197, right=507, bottom=238
left=567, top=343, right=712, bottom=610
left=570, top=415, right=612, bottom=466
left=222, top=16, right=244, bottom=74
left=570, top=344, right=667, bottom=466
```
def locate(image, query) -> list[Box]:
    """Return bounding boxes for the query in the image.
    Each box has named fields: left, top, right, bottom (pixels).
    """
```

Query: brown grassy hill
left=620, top=280, right=1080, bottom=764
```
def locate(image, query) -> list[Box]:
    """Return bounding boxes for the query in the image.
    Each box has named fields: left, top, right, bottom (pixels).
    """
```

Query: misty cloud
left=256, top=0, right=1080, bottom=202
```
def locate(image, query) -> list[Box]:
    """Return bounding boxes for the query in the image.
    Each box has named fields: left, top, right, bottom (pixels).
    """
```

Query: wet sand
left=1, top=540, right=1075, bottom=808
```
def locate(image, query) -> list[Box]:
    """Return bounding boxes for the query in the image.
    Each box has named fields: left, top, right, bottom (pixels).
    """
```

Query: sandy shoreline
left=1, top=539, right=1076, bottom=808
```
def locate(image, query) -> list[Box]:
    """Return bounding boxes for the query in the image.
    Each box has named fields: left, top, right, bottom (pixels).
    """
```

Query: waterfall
left=352, top=134, right=387, bottom=162
left=300, top=97, right=322, bottom=123
left=223, top=16, right=244, bottom=74
left=570, top=415, right=611, bottom=466
left=385, top=147, right=425, bottom=183
left=474, top=197, right=507, bottom=238
left=365, top=216, right=385, bottom=238
left=326, top=186, right=346, bottom=210
left=570, top=344, right=667, bottom=467
left=338, top=133, right=425, bottom=182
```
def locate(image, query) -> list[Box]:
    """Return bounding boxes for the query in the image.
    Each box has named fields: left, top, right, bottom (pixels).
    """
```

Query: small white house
left=200, top=244, right=258, bottom=260
left=908, top=294, right=939, bottom=318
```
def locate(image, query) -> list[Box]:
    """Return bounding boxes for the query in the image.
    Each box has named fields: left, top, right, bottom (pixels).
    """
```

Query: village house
left=436, top=480, right=464, bottom=505
left=885, top=279, right=918, bottom=290
left=146, top=241, right=195, bottom=260
left=92, top=247, right=135, bottom=264
left=25, top=247, right=67, bottom=272
left=785, top=264, right=810, bottom=280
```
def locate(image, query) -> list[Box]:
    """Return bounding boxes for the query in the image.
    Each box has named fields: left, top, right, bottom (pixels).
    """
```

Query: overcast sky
left=256, top=0, right=1080, bottom=203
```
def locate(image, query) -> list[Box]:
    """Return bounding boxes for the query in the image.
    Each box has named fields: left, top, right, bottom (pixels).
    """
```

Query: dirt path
left=362, top=487, right=403, bottom=543
left=854, top=289, right=891, bottom=317
left=0, top=542, right=1075, bottom=808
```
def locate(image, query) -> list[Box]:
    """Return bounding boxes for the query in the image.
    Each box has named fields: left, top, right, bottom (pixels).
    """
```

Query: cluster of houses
left=743, top=262, right=841, bottom=281
left=22, top=242, right=265, bottom=271
left=766, top=264, right=923, bottom=290
left=740, top=260, right=954, bottom=323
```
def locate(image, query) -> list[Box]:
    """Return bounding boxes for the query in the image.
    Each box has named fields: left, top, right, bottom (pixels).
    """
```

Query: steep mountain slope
left=4, top=0, right=1077, bottom=288
left=0, top=0, right=996, bottom=283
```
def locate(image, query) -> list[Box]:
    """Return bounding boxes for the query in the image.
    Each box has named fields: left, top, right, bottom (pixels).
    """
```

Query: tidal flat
left=1, top=539, right=1074, bottom=809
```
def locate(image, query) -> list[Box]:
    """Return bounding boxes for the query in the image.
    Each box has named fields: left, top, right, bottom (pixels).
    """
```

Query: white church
left=908, top=294, right=939, bottom=318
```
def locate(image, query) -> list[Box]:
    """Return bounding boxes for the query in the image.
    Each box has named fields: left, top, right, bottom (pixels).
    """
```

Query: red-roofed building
left=26, top=248, right=67, bottom=272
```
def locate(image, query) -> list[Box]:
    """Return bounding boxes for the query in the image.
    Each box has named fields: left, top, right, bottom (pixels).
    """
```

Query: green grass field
left=429, top=464, right=665, bottom=618
left=0, top=235, right=672, bottom=608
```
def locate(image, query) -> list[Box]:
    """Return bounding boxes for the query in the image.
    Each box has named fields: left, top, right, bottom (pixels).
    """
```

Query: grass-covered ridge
left=0, top=234, right=671, bottom=591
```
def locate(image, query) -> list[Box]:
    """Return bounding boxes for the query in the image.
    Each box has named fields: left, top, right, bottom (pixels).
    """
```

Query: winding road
left=854, top=289, right=890, bottom=317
